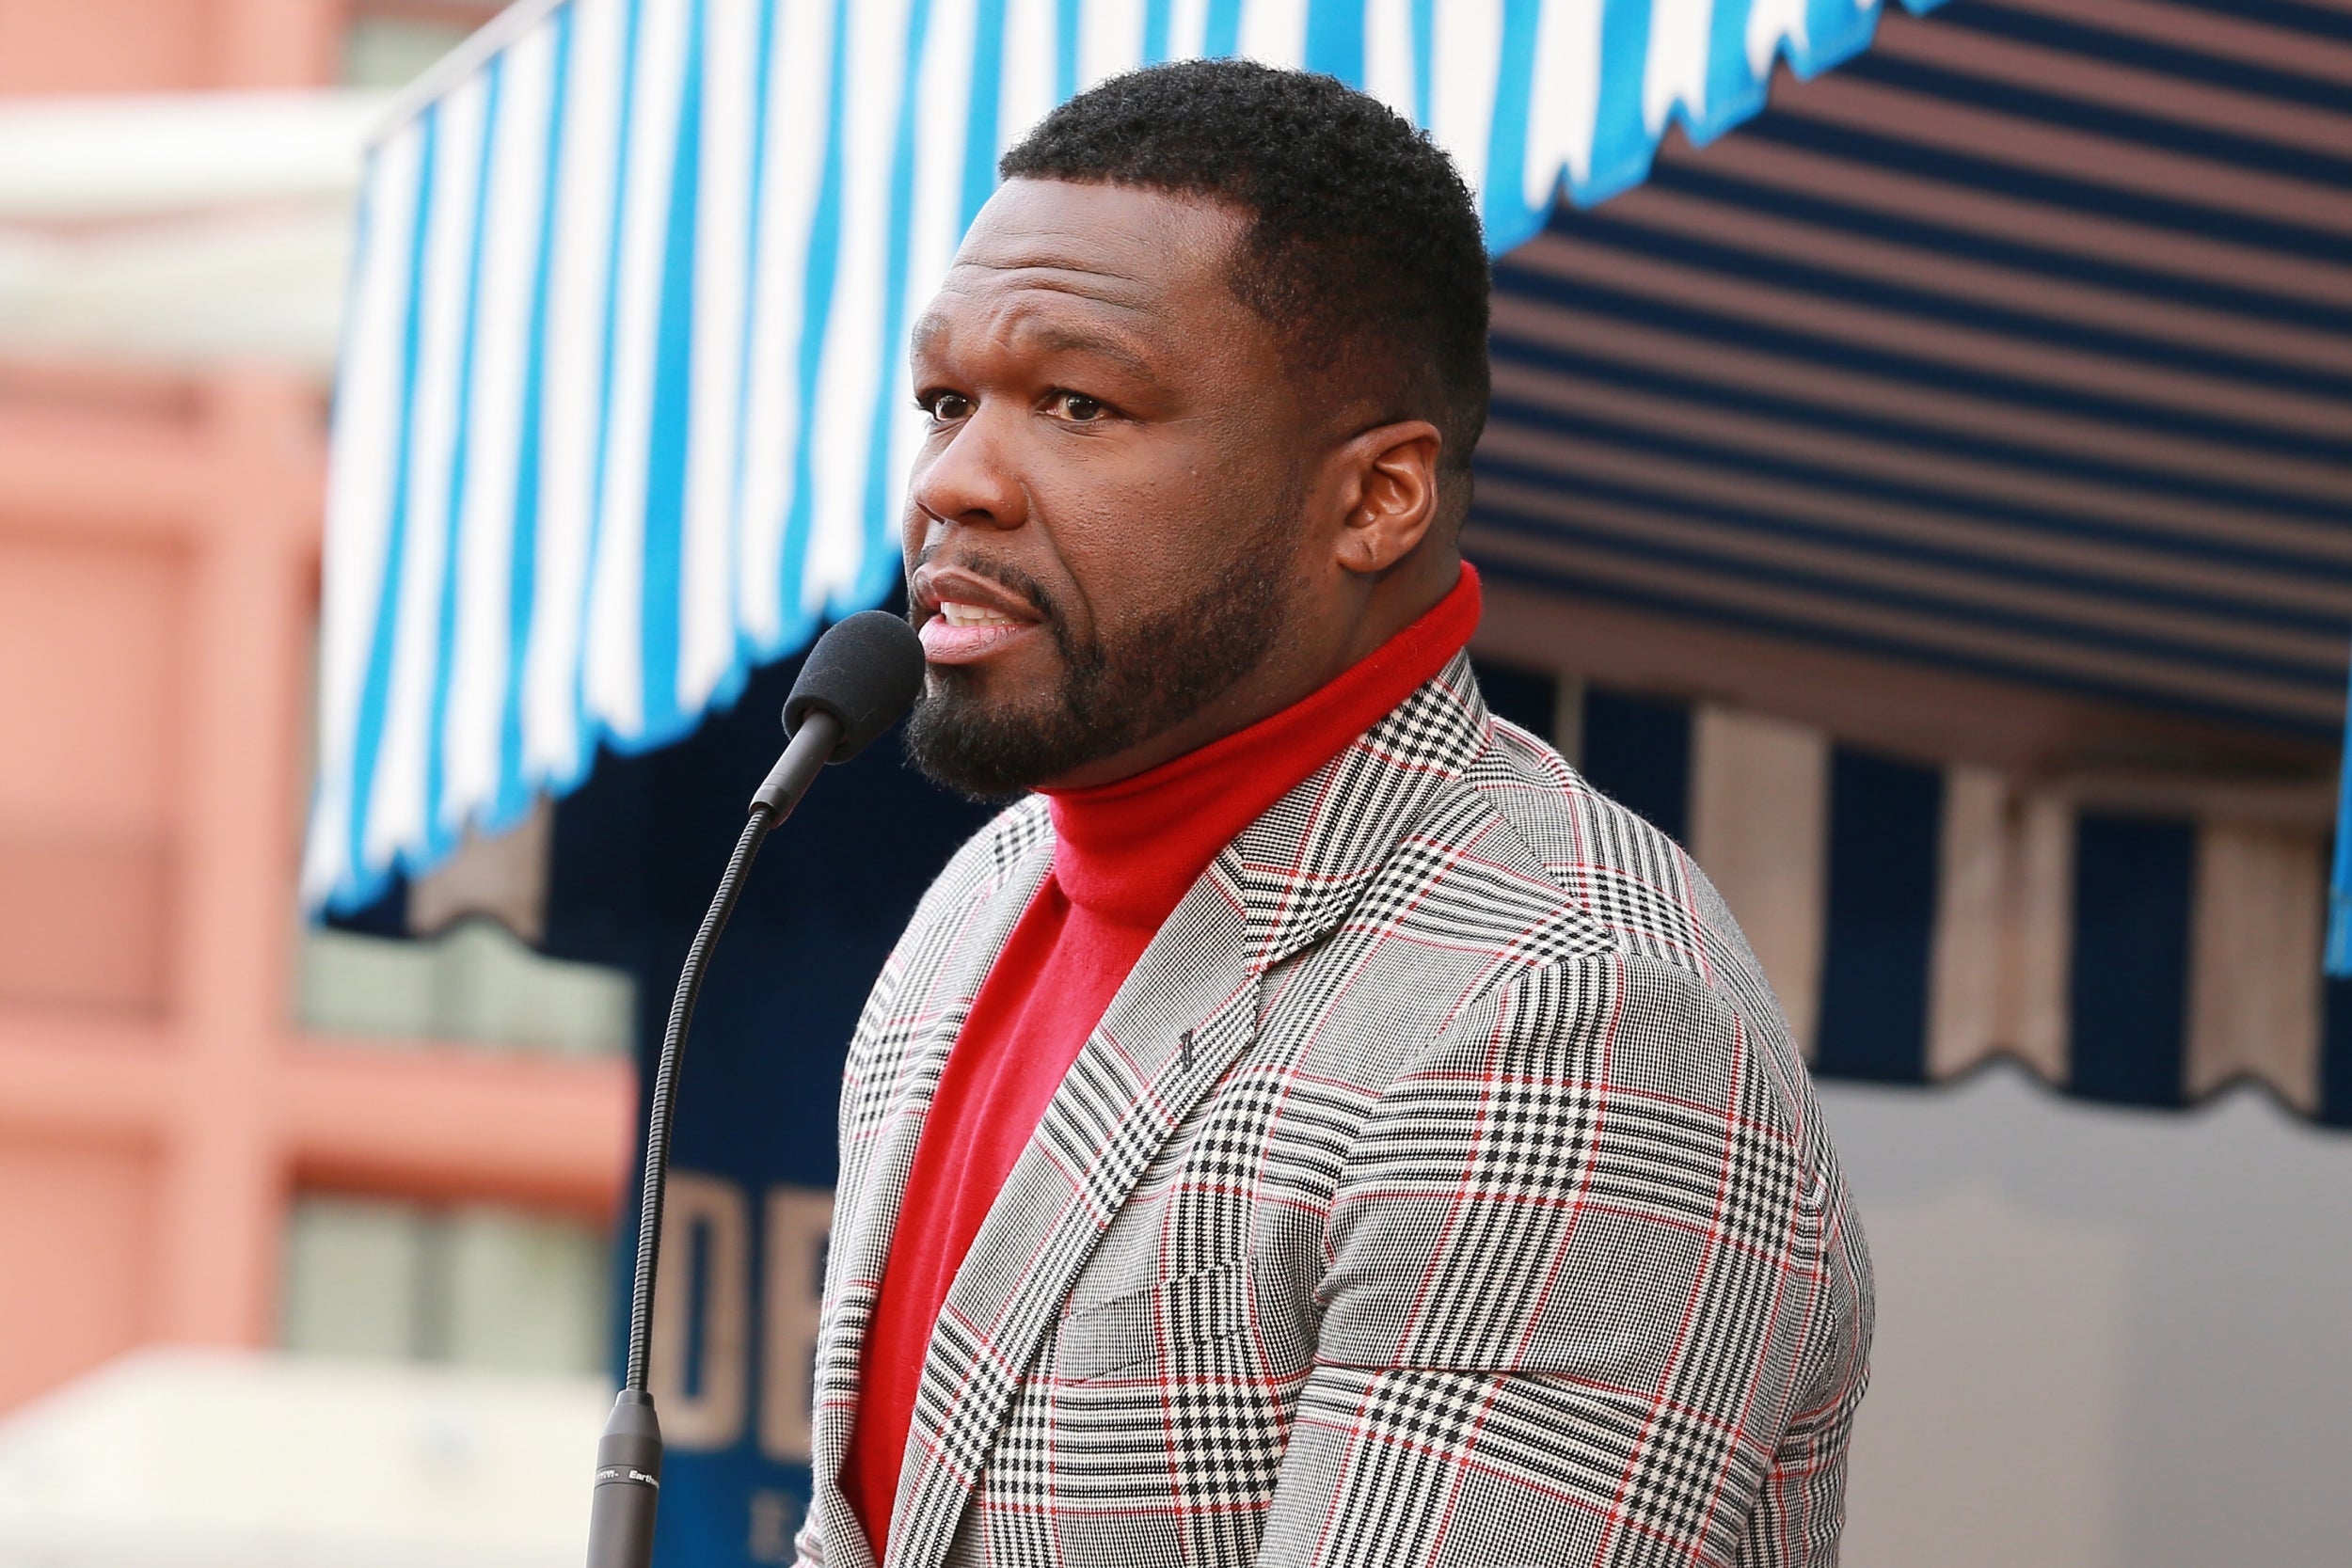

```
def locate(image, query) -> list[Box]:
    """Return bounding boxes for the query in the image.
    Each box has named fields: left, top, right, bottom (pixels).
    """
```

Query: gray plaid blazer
left=797, top=652, right=1872, bottom=1568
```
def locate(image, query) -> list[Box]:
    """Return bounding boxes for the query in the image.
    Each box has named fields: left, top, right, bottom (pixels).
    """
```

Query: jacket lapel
left=884, top=653, right=1494, bottom=1568
left=884, top=863, right=1259, bottom=1568
left=811, top=825, right=1053, bottom=1568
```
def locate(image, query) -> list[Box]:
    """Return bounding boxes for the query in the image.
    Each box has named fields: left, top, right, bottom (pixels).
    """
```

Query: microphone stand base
left=584, top=1389, right=663, bottom=1568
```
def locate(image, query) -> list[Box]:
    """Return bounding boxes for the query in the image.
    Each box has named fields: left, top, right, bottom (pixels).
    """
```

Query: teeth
left=940, top=600, right=1018, bottom=627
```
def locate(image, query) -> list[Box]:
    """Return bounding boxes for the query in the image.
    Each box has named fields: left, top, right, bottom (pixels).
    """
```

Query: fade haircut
left=1000, top=59, right=1491, bottom=499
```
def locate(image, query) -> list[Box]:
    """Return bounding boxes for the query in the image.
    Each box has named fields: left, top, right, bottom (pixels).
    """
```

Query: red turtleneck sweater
left=843, top=567, right=1481, bottom=1556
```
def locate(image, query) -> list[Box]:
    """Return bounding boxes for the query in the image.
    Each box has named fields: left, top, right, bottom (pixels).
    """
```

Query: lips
left=912, top=562, right=1044, bottom=666
left=920, top=609, right=1036, bottom=662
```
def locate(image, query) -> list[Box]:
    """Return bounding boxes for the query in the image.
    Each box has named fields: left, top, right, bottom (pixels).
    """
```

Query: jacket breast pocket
left=1055, top=1263, right=1248, bottom=1384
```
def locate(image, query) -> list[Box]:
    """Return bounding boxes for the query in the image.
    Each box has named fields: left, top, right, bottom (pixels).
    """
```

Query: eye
left=919, top=390, right=973, bottom=424
left=1048, top=390, right=1107, bottom=422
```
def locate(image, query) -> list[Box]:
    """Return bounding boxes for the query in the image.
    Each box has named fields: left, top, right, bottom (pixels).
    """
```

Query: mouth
left=912, top=564, right=1045, bottom=666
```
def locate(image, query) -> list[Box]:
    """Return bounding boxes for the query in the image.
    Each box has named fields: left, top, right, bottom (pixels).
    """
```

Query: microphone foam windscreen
left=783, top=610, right=928, bottom=761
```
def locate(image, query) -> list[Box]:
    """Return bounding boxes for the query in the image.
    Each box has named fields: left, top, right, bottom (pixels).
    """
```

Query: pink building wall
left=0, top=0, right=632, bottom=1415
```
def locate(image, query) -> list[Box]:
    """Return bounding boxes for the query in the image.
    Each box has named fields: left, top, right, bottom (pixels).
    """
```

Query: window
left=297, top=919, right=633, bottom=1056
left=342, top=1, right=506, bottom=89
left=281, top=1194, right=610, bottom=1377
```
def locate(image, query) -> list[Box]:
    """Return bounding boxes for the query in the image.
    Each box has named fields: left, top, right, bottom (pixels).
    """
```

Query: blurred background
left=0, top=7, right=636, bottom=1565
left=0, top=2, right=2347, bottom=1565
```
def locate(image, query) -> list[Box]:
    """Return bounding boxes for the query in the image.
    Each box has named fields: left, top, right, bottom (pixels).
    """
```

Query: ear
left=1330, top=420, right=1444, bottom=578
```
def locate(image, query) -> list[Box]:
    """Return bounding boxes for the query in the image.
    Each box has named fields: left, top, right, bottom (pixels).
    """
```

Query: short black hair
left=1000, top=59, right=1491, bottom=490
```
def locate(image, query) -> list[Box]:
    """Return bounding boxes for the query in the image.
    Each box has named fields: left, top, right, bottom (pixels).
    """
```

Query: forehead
left=914, top=180, right=1254, bottom=355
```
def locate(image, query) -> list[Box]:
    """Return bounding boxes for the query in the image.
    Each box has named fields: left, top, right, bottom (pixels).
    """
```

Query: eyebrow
left=1024, top=323, right=1156, bottom=377
left=910, top=314, right=1160, bottom=381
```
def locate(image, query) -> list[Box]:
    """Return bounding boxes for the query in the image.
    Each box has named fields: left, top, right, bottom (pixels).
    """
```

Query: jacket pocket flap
left=1057, top=1264, right=1246, bottom=1383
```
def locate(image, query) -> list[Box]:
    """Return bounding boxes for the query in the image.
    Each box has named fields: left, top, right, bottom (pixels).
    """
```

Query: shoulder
left=1345, top=946, right=1802, bottom=1229
left=1438, top=712, right=1814, bottom=1113
left=1450, top=712, right=1724, bottom=977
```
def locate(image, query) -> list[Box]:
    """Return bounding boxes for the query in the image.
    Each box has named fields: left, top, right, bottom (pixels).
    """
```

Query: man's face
left=899, top=179, right=1314, bottom=798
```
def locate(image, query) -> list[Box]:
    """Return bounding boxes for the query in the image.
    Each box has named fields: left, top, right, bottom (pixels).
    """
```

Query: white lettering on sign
left=650, top=1173, right=832, bottom=1458
left=650, top=1173, right=751, bottom=1447
left=761, top=1186, right=830, bottom=1463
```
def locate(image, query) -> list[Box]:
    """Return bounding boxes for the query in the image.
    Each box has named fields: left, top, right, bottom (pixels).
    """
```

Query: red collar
left=1041, top=564, right=1482, bottom=928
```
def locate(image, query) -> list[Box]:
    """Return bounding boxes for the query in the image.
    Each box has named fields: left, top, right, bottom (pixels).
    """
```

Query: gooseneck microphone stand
left=585, top=610, right=928, bottom=1568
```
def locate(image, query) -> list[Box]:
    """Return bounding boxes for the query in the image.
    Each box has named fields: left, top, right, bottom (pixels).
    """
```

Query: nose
left=906, top=404, right=1027, bottom=547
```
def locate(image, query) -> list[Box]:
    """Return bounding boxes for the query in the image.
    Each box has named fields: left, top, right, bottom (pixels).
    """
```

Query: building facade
left=0, top=0, right=631, bottom=1417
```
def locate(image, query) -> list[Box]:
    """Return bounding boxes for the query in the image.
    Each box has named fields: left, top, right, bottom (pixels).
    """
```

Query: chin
left=903, top=685, right=1082, bottom=801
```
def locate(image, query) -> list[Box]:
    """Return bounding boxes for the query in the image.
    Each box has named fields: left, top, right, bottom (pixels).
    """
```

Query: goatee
left=904, top=547, right=1292, bottom=800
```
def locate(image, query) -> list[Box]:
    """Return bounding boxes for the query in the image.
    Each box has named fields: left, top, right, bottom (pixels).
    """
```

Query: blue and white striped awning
left=303, top=0, right=1948, bottom=914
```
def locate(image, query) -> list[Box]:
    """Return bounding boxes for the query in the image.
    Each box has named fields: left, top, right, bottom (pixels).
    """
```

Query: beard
left=904, top=533, right=1295, bottom=800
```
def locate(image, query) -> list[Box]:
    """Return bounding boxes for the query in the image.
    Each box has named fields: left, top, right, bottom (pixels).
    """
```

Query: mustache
left=908, top=547, right=1068, bottom=629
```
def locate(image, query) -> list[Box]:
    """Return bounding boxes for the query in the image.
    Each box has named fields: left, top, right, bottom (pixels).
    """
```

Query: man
left=798, top=60, right=1871, bottom=1568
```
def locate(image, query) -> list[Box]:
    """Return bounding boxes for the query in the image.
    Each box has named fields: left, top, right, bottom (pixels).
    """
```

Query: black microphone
left=585, top=610, right=926, bottom=1568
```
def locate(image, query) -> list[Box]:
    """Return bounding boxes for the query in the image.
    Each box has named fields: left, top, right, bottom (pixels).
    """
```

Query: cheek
left=1039, top=465, right=1204, bottom=621
left=1039, top=425, right=1275, bottom=634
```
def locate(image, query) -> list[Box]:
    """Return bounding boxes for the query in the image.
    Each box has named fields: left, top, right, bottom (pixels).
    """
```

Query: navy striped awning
left=1442, top=0, right=2352, bottom=994
left=1473, top=661, right=2352, bottom=1126
left=1470, top=0, right=2352, bottom=745
left=1462, top=0, right=2352, bottom=1119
